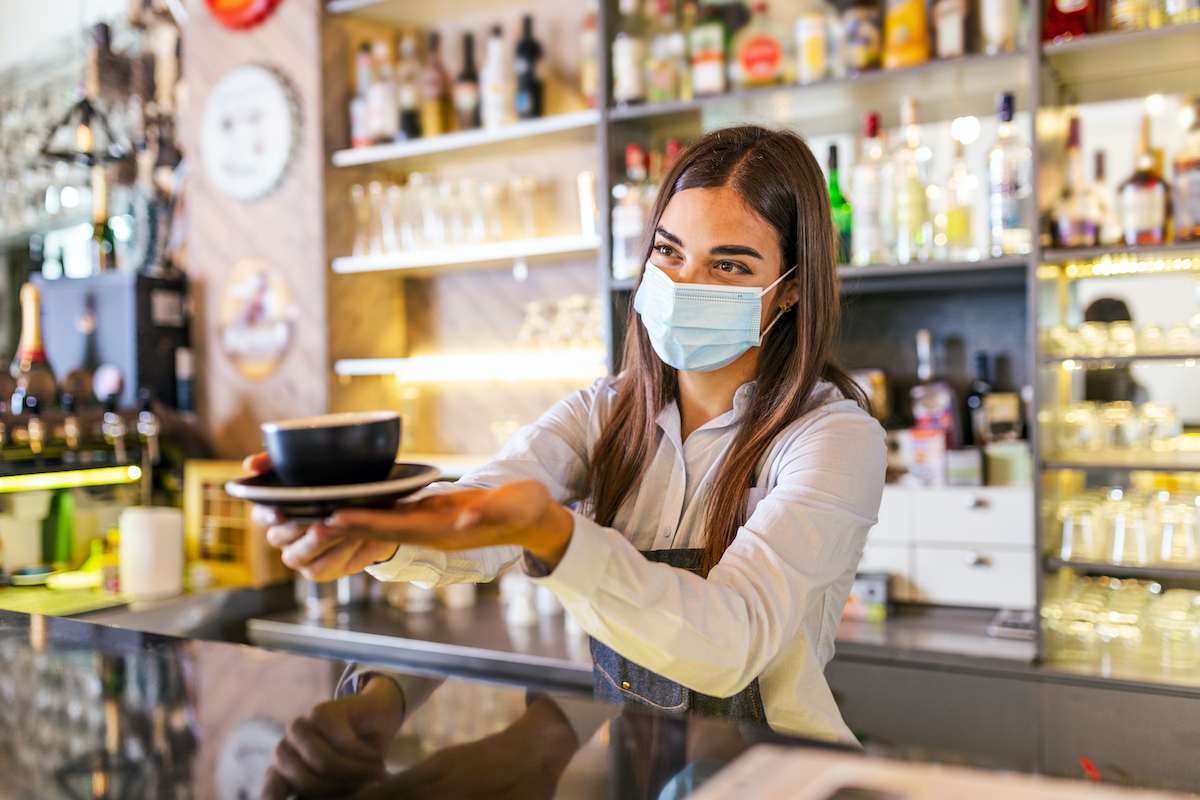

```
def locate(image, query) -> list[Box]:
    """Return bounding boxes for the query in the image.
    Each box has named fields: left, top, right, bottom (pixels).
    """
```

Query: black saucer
left=225, top=462, right=440, bottom=519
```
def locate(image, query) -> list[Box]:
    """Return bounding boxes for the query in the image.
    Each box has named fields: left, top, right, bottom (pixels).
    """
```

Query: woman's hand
left=243, top=453, right=400, bottom=582
left=260, top=675, right=406, bottom=800
left=326, top=480, right=575, bottom=571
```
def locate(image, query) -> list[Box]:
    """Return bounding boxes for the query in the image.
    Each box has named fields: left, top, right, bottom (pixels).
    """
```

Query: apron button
left=622, top=681, right=631, bottom=689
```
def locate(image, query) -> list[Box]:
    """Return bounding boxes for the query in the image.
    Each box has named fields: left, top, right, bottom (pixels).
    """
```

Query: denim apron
left=589, top=547, right=769, bottom=728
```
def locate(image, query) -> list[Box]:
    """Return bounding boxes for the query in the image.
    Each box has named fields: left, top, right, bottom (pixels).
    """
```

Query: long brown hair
left=585, top=125, right=865, bottom=575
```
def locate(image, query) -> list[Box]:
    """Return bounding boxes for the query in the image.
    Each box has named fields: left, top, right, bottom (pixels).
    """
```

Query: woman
left=256, top=125, right=886, bottom=744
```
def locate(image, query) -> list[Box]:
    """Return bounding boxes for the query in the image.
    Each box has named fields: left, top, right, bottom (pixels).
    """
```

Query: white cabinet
left=863, top=485, right=1035, bottom=609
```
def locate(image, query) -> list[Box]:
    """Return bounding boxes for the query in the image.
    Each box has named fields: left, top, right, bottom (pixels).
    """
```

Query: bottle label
left=612, top=36, right=646, bottom=102
left=843, top=9, right=882, bottom=70
left=453, top=82, right=479, bottom=114
left=738, top=34, right=783, bottom=83
left=1056, top=0, right=1088, bottom=13
left=1122, top=186, right=1166, bottom=233
left=795, top=15, right=828, bottom=83
left=1178, top=164, right=1200, bottom=236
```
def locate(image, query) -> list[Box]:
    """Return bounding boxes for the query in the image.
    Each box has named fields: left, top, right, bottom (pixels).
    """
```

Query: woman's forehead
left=659, top=187, right=780, bottom=254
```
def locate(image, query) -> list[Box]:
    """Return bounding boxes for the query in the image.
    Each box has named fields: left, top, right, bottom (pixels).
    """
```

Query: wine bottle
left=419, top=32, right=452, bottom=137
left=453, top=33, right=481, bottom=131
left=10, top=283, right=57, bottom=413
left=988, top=92, right=1032, bottom=257
left=480, top=26, right=514, bottom=130
left=514, top=15, right=544, bottom=119
left=964, top=351, right=993, bottom=446
left=1119, top=114, right=1170, bottom=246
left=828, top=145, right=852, bottom=262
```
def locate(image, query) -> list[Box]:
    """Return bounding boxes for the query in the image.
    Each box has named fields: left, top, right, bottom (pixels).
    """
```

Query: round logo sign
left=219, top=256, right=298, bottom=381
left=205, top=0, right=284, bottom=30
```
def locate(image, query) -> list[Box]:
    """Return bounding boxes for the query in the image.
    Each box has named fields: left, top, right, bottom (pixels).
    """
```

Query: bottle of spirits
left=1044, top=0, right=1101, bottom=41
left=10, top=283, right=57, bottom=414
left=1119, top=115, right=1170, bottom=246
left=795, top=0, right=842, bottom=85
left=396, top=33, right=422, bottom=140
left=613, top=0, right=648, bottom=105
left=893, top=96, right=931, bottom=264
left=828, top=145, right=853, bottom=262
left=580, top=1, right=600, bottom=108
left=453, top=33, right=481, bottom=131
left=842, top=0, right=882, bottom=74
left=988, top=92, right=1032, bottom=257
left=943, top=140, right=979, bottom=261
left=480, top=26, right=514, bottom=130
left=964, top=351, right=993, bottom=446
left=90, top=163, right=115, bottom=273
left=367, top=40, right=399, bottom=143
left=730, top=2, right=788, bottom=89
left=933, top=0, right=967, bottom=60
left=851, top=111, right=890, bottom=266
left=419, top=32, right=453, bottom=137
left=612, top=143, right=649, bottom=280
left=980, top=0, right=1019, bottom=54
left=1054, top=117, right=1097, bottom=247
left=690, top=4, right=728, bottom=96
left=1174, top=99, right=1200, bottom=241
left=350, top=43, right=372, bottom=147
left=1089, top=152, right=1124, bottom=246
left=646, top=0, right=683, bottom=103
left=515, top=15, right=544, bottom=119
left=883, top=0, right=930, bottom=69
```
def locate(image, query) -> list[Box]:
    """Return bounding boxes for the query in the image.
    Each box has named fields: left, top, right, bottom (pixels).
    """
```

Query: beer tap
left=136, top=389, right=160, bottom=506
left=62, top=393, right=81, bottom=458
left=25, top=396, right=45, bottom=462
left=102, top=396, right=128, bottom=464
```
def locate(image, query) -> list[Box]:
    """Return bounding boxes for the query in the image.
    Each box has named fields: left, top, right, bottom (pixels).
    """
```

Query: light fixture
left=951, top=116, right=980, bottom=145
left=0, top=465, right=141, bottom=494
left=1145, top=94, right=1165, bottom=116
left=338, top=350, right=608, bottom=384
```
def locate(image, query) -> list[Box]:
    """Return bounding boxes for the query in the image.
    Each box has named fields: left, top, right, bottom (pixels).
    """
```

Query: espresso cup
left=261, top=411, right=401, bottom=487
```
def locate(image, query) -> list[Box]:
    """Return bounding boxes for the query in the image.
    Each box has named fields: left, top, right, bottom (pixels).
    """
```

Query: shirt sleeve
left=529, top=403, right=887, bottom=699
left=365, top=377, right=606, bottom=587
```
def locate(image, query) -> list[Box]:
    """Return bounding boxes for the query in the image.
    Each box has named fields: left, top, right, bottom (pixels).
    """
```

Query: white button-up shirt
left=367, top=375, right=887, bottom=745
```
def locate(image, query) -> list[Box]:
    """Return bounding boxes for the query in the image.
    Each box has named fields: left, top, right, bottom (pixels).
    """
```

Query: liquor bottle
left=350, top=43, right=372, bottom=147
left=367, top=40, right=399, bottom=142
left=883, top=0, right=930, bottom=69
left=1111, top=0, right=1152, bottom=28
left=943, top=140, right=979, bottom=261
left=677, top=2, right=697, bottom=101
left=1090, top=152, right=1124, bottom=246
left=90, top=163, right=115, bottom=273
left=612, top=32, right=647, bottom=105
left=980, top=0, right=1019, bottom=54
left=1054, top=117, right=1097, bottom=247
left=933, top=0, right=967, bottom=59
left=795, top=0, right=842, bottom=85
left=911, top=329, right=962, bottom=451
left=396, top=33, right=422, bottom=141
left=1043, top=0, right=1101, bottom=41
left=480, top=26, right=514, bottom=130
left=964, top=351, right=993, bottom=446
left=1174, top=99, right=1200, bottom=241
left=453, top=33, right=481, bottom=131
left=988, top=92, right=1032, bottom=257
left=612, top=143, right=649, bottom=280
left=419, top=32, right=453, bottom=137
left=842, top=0, right=882, bottom=74
left=580, top=1, right=600, bottom=108
left=646, top=0, right=683, bottom=103
left=828, top=145, right=853, bottom=261
left=515, top=15, right=544, bottom=119
left=893, top=96, right=931, bottom=264
left=1119, top=115, right=1170, bottom=245
left=10, top=283, right=57, bottom=413
left=851, top=111, right=890, bottom=266
left=690, top=4, right=728, bottom=96
left=730, top=2, right=788, bottom=89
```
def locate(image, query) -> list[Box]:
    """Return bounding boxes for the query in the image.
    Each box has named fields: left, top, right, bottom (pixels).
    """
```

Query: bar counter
left=1, top=607, right=1192, bottom=800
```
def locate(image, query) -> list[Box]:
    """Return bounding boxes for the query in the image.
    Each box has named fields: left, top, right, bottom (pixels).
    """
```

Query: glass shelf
left=1039, top=242, right=1200, bottom=276
left=1040, top=354, right=1200, bottom=367
left=1043, top=451, right=1200, bottom=472
left=333, top=234, right=600, bottom=276
left=1045, top=556, right=1200, bottom=581
left=1042, top=21, right=1200, bottom=104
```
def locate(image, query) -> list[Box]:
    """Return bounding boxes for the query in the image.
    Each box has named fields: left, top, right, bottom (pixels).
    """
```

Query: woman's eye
left=716, top=261, right=749, bottom=274
left=654, top=244, right=676, bottom=257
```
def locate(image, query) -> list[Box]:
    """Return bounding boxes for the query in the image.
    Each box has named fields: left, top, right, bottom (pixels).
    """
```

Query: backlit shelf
left=1041, top=354, right=1200, bottom=367
left=1041, top=241, right=1200, bottom=267
left=1043, top=451, right=1200, bottom=472
left=330, top=110, right=599, bottom=170
left=334, top=350, right=608, bottom=383
left=1042, top=21, right=1200, bottom=103
left=332, top=234, right=601, bottom=275
left=837, top=257, right=1029, bottom=293
left=326, top=0, right=532, bottom=26
left=1045, top=556, right=1200, bottom=581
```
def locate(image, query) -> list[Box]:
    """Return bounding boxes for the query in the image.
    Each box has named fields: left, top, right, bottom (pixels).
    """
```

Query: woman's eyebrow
left=710, top=244, right=763, bottom=259
left=654, top=226, right=683, bottom=246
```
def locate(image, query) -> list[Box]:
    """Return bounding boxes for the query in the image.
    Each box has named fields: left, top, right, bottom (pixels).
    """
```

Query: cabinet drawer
left=857, top=542, right=913, bottom=602
left=911, top=546, right=1035, bottom=609
left=912, top=486, right=1033, bottom=547
left=870, top=485, right=913, bottom=544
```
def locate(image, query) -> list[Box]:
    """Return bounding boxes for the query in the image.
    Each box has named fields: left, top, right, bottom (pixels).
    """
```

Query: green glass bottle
left=828, top=144, right=853, bottom=263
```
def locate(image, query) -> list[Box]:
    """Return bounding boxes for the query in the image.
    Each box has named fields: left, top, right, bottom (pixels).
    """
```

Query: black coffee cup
left=261, top=411, right=401, bottom=487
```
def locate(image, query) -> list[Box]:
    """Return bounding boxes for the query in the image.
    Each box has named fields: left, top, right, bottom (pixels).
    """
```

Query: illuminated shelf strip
left=1043, top=354, right=1200, bottom=367
left=335, top=351, right=608, bottom=383
left=332, top=234, right=600, bottom=274
left=331, top=110, right=599, bottom=167
left=1044, top=452, right=1200, bottom=472
left=0, top=465, right=142, bottom=494
left=1045, top=556, right=1200, bottom=582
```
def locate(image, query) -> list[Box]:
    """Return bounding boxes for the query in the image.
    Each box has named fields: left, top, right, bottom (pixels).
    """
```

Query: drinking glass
left=351, top=184, right=370, bottom=257
left=1104, top=495, right=1152, bottom=566
left=1107, top=320, right=1137, bottom=356
left=1096, top=580, right=1152, bottom=675
left=1043, top=578, right=1105, bottom=664
left=1138, top=325, right=1166, bottom=355
left=1140, top=402, right=1181, bottom=451
left=379, top=182, right=399, bottom=253
left=1167, top=322, right=1196, bottom=354
left=1078, top=321, right=1109, bottom=357
left=1056, top=402, right=1102, bottom=452
left=366, top=181, right=386, bottom=255
left=1044, top=325, right=1075, bottom=358
left=1100, top=401, right=1141, bottom=449
left=509, top=174, right=539, bottom=239
left=1145, top=590, right=1200, bottom=672
left=1057, top=498, right=1103, bottom=562
left=1157, top=500, right=1200, bottom=566
left=478, top=181, right=506, bottom=241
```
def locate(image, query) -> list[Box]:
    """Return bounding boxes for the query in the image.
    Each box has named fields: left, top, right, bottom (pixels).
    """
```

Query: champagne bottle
left=10, top=283, right=57, bottom=413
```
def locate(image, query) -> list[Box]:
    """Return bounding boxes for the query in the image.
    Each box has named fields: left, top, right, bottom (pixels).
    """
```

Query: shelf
left=1044, top=451, right=1200, bottom=472
left=1045, top=556, right=1200, bottom=581
left=1041, top=354, right=1200, bottom=367
left=1041, top=241, right=1200, bottom=266
left=326, top=0, right=531, bottom=26
left=837, top=257, right=1029, bottom=294
left=330, top=110, right=599, bottom=170
left=334, top=350, right=608, bottom=382
left=1043, top=22, right=1200, bottom=104
left=0, top=212, right=91, bottom=250
left=608, top=51, right=1031, bottom=137
left=331, top=234, right=600, bottom=276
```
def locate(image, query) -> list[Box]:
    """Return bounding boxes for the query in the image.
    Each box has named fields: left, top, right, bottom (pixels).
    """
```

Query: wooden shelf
left=330, top=110, right=599, bottom=170
left=1044, top=451, right=1200, bottom=472
left=1040, top=354, right=1200, bottom=366
left=331, top=233, right=600, bottom=276
left=1045, top=556, right=1200, bottom=581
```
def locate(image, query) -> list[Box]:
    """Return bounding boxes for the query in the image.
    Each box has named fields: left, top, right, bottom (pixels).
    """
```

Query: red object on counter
left=204, top=0, right=284, bottom=30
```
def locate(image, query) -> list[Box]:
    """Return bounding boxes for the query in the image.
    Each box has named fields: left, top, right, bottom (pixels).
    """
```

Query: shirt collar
left=654, top=380, right=758, bottom=440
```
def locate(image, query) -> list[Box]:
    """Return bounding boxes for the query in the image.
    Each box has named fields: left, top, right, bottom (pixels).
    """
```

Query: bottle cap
left=996, top=92, right=1015, bottom=123
left=863, top=111, right=880, bottom=139
left=828, top=144, right=838, bottom=170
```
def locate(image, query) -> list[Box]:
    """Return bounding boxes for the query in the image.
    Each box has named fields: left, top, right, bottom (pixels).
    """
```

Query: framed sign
left=219, top=256, right=298, bottom=381
left=199, top=64, right=300, bottom=203
left=204, top=0, right=284, bottom=30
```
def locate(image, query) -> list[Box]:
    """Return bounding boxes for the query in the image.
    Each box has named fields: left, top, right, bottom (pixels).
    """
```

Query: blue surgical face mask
left=633, top=261, right=797, bottom=373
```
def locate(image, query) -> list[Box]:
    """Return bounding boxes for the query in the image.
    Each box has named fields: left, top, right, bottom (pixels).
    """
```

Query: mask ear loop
left=754, top=266, right=798, bottom=345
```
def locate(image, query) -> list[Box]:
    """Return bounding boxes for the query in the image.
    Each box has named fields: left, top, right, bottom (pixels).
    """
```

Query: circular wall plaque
left=205, top=0, right=285, bottom=30
left=219, top=256, right=298, bottom=381
left=200, top=64, right=299, bottom=203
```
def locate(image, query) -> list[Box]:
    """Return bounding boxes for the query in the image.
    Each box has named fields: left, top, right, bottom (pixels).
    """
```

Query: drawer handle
left=963, top=495, right=989, bottom=510
left=964, top=553, right=993, bottom=567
